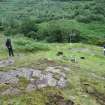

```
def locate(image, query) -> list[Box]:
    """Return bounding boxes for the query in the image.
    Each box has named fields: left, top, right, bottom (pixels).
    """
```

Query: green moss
left=0, top=84, right=9, bottom=92
left=0, top=87, right=62, bottom=105
left=18, top=77, right=30, bottom=89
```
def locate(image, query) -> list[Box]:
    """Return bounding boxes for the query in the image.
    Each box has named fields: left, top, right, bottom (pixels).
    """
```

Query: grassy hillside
left=0, top=33, right=105, bottom=105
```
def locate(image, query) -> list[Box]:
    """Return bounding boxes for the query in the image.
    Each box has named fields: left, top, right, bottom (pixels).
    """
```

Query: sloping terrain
left=0, top=0, right=105, bottom=105
left=0, top=33, right=105, bottom=105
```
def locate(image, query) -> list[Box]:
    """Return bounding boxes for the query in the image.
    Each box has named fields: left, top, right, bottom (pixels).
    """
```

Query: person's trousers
left=8, top=48, right=14, bottom=56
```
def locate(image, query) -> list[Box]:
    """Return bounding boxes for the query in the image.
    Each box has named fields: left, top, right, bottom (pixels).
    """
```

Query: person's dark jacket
left=6, top=39, right=12, bottom=48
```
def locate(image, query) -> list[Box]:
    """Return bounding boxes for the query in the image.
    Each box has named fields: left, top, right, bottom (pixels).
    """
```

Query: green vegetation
left=0, top=0, right=105, bottom=105
left=13, top=37, right=49, bottom=52
left=0, top=0, right=105, bottom=45
left=0, top=87, right=61, bottom=105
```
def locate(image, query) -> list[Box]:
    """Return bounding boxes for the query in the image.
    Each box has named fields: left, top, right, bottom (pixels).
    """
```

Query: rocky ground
left=0, top=61, right=69, bottom=95
left=0, top=42, right=105, bottom=105
left=0, top=58, right=14, bottom=67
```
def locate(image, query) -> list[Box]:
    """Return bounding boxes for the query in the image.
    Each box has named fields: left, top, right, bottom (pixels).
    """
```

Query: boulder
left=48, top=78, right=57, bottom=87
left=57, top=52, right=63, bottom=56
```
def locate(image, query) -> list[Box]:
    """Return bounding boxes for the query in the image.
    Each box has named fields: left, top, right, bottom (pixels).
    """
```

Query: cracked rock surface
left=0, top=66, right=69, bottom=95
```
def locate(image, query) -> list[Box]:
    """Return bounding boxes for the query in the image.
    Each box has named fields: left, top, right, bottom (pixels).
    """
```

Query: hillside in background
left=0, top=0, right=105, bottom=45
left=0, top=0, right=92, bottom=22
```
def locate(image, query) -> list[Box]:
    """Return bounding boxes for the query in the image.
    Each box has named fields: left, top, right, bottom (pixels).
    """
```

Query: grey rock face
left=0, top=66, right=68, bottom=95
left=32, top=70, right=42, bottom=78
left=0, top=72, right=19, bottom=84
left=36, top=78, right=49, bottom=89
left=0, top=59, right=14, bottom=67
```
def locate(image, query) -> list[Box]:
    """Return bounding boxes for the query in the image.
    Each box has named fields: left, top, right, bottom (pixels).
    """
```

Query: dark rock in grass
left=57, top=52, right=63, bottom=56
left=80, top=57, right=85, bottom=59
left=70, top=58, right=76, bottom=63
left=66, top=100, right=74, bottom=105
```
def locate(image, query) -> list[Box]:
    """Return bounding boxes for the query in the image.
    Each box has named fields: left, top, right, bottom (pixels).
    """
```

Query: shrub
left=90, top=14, right=105, bottom=21
left=19, top=19, right=38, bottom=38
left=38, top=22, right=68, bottom=43
left=4, top=27, right=12, bottom=36
left=46, top=27, right=66, bottom=43
left=0, top=25, right=4, bottom=31
left=14, top=38, right=49, bottom=52
left=38, top=22, right=81, bottom=43
left=0, top=21, right=3, bottom=31
left=80, top=35, right=105, bottom=46
left=68, top=29, right=81, bottom=43
left=76, top=15, right=92, bottom=23
left=26, top=31, right=38, bottom=40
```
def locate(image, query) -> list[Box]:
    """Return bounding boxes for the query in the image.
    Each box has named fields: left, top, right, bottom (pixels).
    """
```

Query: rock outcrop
left=0, top=66, right=69, bottom=95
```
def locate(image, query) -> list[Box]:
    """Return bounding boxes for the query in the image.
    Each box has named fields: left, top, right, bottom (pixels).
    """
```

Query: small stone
left=63, top=67, right=70, bottom=72
left=26, top=84, right=36, bottom=92
left=69, top=96, right=76, bottom=100
left=57, top=77, right=67, bottom=88
left=48, top=78, right=57, bottom=87
left=46, top=66, right=61, bottom=74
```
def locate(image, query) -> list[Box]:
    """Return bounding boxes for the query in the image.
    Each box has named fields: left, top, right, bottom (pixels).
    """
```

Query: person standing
left=6, top=38, right=14, bottom=57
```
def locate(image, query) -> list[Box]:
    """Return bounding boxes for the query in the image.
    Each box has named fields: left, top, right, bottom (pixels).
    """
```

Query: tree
left=0, top=0, right=6, bottom=2
left=94, top=0, right=105, bottom=16
left=20, top=19, right=38, bottom=37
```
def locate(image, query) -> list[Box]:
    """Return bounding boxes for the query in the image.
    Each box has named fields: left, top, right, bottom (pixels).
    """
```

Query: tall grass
left=13, top=37, right=49, bottom=52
